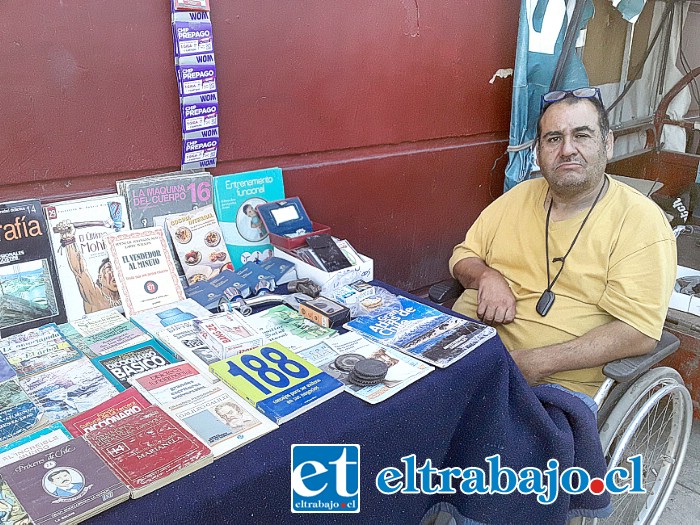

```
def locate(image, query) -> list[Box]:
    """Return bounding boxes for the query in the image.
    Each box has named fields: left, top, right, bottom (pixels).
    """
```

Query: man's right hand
left=453, top=257, right=516, bottom=325
left=475, top=268, right=516, bottom=325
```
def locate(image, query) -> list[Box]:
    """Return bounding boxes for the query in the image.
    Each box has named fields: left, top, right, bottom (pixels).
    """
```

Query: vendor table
left=87, top=284, right=605, bottom=524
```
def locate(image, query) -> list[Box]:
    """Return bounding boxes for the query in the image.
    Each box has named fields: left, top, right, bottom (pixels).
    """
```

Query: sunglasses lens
left=543, top=90, right=567, bottom=103
left=572, top=87, right=598, bottom=98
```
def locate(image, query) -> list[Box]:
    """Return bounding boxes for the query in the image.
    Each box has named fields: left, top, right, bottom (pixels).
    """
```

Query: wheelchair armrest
left=428, top=278, right=465, bottom=304
left=602, top=330, right=680, bottom=384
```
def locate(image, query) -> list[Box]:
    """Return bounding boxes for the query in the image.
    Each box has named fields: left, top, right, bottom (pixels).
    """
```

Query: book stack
left=171, top=0, right=218, bottom=171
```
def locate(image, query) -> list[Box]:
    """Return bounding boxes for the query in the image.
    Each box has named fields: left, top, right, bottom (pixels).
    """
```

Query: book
left=193, top=311, right=264, bottom=359
left=212, top=168, right=285, bottom=268
left=209, top=341, right=344, bottom=424
left=0, top=478, right=31, bottom=524
left=164, top=204, right=232, bottom=285
left=244, top=304, right=337, bottom=352
left=0, top=352, right=15, bottom=383
left=43, top=194, right=130, bottom=320
left=117, top=171, right=213, bottom=277
left=0, top=324, right=82, bottom=378
left=129, top=363, right=276, bottom=457
left=129, top=298, right=212, bottom=337
left=83, top=405, right=212, bottom=498
left=19, top=358, right=119, bottom=423
left=63, top=388, right=151, bottom=437
left=297, top=332, right=433, bottom=404
left=0, top=422, right=72, bottom=468
left=61, top=308, right=151, bottom=357
left=344, top=295, right=497, bottom=368
left=90, top=340, right=179, bottom=392
left=156, top=319, right=220, bottom=382
left=105, top=227, right=186, bottom=319
left=0, top=378, right=47, bottom=444
left=0, top=438, right=129, bottom=524
left=0, top=199, right=66, bottom=337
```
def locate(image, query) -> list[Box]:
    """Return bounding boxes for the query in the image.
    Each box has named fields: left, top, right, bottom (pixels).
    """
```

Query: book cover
left=212, top=168, right=285, bottom=268
left=129, top=298, right=211, bottom=337
left=164, top=204, right=232, bottom=285
left=0, top=438, right=129, bottom=524
left=244, top=304, right=337, bottom=352
left=0, top=352, right=16, bottom=383
left=0, top=379, right=46, bottom=444
left=297, top=332, right=433, bottom=404
left=91, top=340, right=179, bottom=392
left=63, top=388, right=151, bottom=437
left=345, top=295, right=497, bottom=368
left=0, top=199, right=66, bottom=337
left=56, top=322, right=94, bottom=358
left=65, top=308, right=151, bottom=356
left=209, top=341, right=344, bottom=424
left=0, top=422, right=72, bottom=468
left=105, top=227, right=186, bottom=319
left=0, top=478, right=31, bottom=524
left=20, top=358, right=119, bottom=423
left=194, top=311, right=264, bottom=359
left=43, top=194, right=130, bottom=321
left=156, top=320, right=220, bottom=382
left=0, top=324, right=82, bottom=378
left=130, top=363, right=276, bottom=457
left=83, top=405, right=212, bottom=497
left=118, top=171, right=213, bottom=277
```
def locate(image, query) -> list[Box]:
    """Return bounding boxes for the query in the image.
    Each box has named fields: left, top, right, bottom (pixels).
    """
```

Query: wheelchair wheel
left=583, top=367, right=693, bottom=525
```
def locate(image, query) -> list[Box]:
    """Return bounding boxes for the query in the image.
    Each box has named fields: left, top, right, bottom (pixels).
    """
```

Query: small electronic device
left=299, top=296, right=351, bottom=328
left=305, top=234, right=352, bottom=272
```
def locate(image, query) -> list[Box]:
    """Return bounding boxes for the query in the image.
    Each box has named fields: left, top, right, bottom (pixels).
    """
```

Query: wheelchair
left=428, top=280, right=694, bottom=525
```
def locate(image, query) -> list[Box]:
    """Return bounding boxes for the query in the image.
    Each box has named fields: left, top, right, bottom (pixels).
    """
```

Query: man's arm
left=452, top=257, right=516, bottom=325
left=510, top=319, right=657, bottom=385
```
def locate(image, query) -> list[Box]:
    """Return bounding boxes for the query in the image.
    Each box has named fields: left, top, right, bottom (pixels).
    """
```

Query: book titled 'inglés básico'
left=105, top=227, right=186, bottom=319
left=0, top=199, right=66, bottom=337
left=209, top=341, right=343, bottom=424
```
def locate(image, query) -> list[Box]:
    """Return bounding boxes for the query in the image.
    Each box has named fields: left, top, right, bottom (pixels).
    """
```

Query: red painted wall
left=0, top=1, right=517, bottom=291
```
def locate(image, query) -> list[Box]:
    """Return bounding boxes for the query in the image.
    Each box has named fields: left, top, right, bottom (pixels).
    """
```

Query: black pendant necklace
left=536, top=176, right=608, bottom=317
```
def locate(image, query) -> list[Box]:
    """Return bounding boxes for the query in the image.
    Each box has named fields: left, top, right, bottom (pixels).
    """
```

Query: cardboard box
left=669, top=265, right=700, bottom=316
left=273, top=247, right=373, bottom=295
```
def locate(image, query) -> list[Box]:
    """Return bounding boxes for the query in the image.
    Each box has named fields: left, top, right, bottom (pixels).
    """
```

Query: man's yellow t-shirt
left=449, top=177, right=676, bottom=397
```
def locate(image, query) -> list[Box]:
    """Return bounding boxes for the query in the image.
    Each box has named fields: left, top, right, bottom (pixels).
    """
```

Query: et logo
left=290, top=444, right=360, bottom=513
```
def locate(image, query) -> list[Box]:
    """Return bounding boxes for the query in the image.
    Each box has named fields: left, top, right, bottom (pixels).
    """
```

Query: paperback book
left=0, top=422, right=72, bottom=468
left=156, top=319, right=220, bottom=382
left=43, top=194, right=130, bottom=320
left=91, top=340, right=179, bottom=392
left=164, top=204, right=232, bottom=285
left=212, top=168, right=285, bottom=267
left=129, top=362, right=277, bottom=457
left=129, top=298, right=211, bottom=337
left=193, top=310, right=264, bottom=359
left=344, top=294, right=497, bottom=368
left=0, top=199, right=66, bottom=337
left=0, top=478, right=31, bottom=524
left=19, top=358, right=119, bottom=423
left=83, top=405, right=212, bottom=498
left=209, top=341, right=344, bottom=424
left=63, top=388, right=151, bottom=437
left=244, top=304, right=337, bottom=352
left=0, top=324, right=82, bottom=378
left=297, top=332, right=433, bottom=404
left=105, top=227, right=186, bottom=319
left=0, top=438, right=130, bottom=524
left=62, top=308, right=151, bottom=357
left=0, top=378, right=47, bottom=444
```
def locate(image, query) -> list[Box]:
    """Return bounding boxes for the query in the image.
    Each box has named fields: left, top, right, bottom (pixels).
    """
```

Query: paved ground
left=658, top=419, right=700, bottom=523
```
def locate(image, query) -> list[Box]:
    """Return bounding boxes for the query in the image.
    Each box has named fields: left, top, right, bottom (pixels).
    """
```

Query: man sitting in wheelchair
left=449, top=87, right=676, bottom=399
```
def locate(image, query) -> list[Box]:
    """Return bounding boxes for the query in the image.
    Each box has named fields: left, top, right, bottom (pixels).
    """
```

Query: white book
left=43, top=194, right=131, bottom=320
left=129, top=362, right=277, bottom=457
left=156, top=319, right=219, bottom=383
left=105, top=227, right=186, bottom=319
left=297, top=332, right=433, bottom=404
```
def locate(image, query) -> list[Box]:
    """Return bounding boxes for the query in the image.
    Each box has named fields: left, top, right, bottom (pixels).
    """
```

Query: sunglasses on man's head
left=540, top=87, right=603, bottom=112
